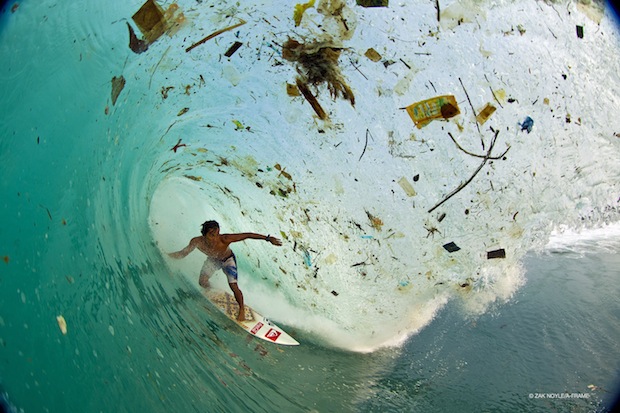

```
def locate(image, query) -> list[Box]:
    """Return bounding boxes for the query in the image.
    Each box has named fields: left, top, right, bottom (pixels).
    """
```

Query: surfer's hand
left=267, top=236, right=282, bottom=246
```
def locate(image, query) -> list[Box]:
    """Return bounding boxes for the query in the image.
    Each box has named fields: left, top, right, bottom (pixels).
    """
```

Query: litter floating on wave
left=443, top=242, right=461, bottom=253
left=56, top=315, right=67, bottom=335
left=519, top=116, right=534, bottom=133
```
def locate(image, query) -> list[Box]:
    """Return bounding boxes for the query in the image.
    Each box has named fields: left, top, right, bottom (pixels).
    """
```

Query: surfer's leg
left=222, top=254, right=244, bottom=321
left=199, top=259, right=217, bottom=288
left=228, top=282, right=245, bottom=322
left=222, top=254, right=245, bottom=321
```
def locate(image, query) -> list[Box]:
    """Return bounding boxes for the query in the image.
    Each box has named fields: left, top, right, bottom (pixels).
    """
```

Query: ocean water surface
left=1, top=0, right=619, bottom=411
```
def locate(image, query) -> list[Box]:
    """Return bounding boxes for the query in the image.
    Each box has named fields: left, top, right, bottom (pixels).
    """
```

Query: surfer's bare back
left=168, top=220, right=282, bottom=322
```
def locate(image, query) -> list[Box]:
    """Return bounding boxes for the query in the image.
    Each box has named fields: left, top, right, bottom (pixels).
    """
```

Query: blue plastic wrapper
left=520, top=116, right=534, bottom=133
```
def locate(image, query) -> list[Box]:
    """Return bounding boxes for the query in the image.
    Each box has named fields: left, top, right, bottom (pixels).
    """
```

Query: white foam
left=546, top=222, right=620, bottom=255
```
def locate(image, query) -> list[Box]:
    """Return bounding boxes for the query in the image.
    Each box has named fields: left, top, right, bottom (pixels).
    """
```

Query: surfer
left=168, top=220, right=282, bottom=322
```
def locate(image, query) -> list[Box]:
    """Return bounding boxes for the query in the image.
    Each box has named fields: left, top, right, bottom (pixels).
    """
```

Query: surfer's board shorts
left=200, top=253, right=238, bottom=284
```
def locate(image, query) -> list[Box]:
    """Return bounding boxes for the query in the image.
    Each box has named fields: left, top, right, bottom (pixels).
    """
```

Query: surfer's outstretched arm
left=223, top=233, right=282, bottom=246
left=168, top=237, right=199, bottom=259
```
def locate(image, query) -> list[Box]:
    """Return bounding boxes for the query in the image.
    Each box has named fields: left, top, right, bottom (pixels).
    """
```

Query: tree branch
left=428, top=130, right=509, bottom=213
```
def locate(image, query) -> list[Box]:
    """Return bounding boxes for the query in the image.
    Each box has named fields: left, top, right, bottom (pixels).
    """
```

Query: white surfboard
left=205, top=290, right=299, bottom=346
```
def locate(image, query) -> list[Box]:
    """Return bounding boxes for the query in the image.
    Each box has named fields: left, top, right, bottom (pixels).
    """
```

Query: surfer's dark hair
left=201, top=220, right=219, bottom=235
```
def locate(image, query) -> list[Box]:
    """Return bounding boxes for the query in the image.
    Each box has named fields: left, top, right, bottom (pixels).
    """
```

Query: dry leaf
left=111, top=75, right=126, bottom=106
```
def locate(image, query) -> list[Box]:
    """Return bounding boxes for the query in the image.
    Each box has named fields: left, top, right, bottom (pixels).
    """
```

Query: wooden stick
left=484, top=74, right=504, bottom=108
left=447, top=132, right=509, bottom=160
left=349, top=57, right=368, bottom=80
left=459, top=77, right=482, bottom=139
left=296, top=78, right=327, bottom=120
left=186, top=19, right=247, bottom=53
left=359, top=129, right=370, bottom=161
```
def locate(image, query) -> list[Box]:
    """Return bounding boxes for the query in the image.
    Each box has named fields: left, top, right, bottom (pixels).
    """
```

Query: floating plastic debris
left=56, top=315, right=67, bottom=335
left=293, top=0, right=315, bottom=26
left=132, top=0, right=166, bottom=44
left=232, top=119, right=244, bottom=130
left=443, top=242, right=460, bottom=253
left=519, top=116, right=534, bottom=133
left=364, top=48, right=382, bottom=62
left=303, top=250, right=311, bottom=267
left=163, top=3, right=185, bottom=37
left=397, top=280, right=413, bottom=292
left=224, top=41, right=243, bottom=57
left=487, top=248, right=506, bottom=259
left=476, top=103, right=496, bottom=125
left=397, top=177, right=416, bottom=197
left=128, top=0, right=183, bottom=54
left=324, top=253, right=337, bottom=264
left=356, top=0, right=388, bottom=7
left=286, top=83, right=301, bottom=96
left=405, top=95, right=460, bottom=129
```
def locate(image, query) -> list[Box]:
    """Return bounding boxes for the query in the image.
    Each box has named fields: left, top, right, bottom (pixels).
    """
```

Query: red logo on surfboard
left=265, top=328, right=281, bottom=342
left=250, top=322, right=264, bottom=334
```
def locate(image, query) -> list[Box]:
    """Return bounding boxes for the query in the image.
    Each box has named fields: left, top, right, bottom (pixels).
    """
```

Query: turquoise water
left=1, top=0, right=620, bottom=412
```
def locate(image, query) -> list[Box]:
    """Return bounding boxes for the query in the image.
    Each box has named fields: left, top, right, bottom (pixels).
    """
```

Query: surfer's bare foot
left=237, top=310, right=245, bottom=322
